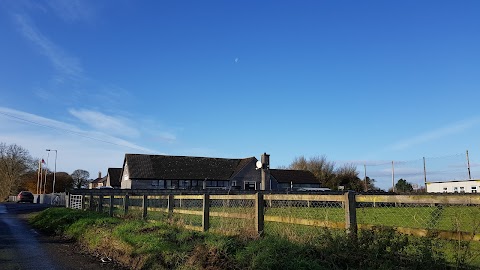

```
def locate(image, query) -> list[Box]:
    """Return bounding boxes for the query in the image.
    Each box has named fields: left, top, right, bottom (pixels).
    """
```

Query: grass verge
left=30, top=208, right=461, bottom=270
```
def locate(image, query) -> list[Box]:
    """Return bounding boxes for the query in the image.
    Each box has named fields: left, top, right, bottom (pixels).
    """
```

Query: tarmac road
left=0, top=203, right=126, bottom=270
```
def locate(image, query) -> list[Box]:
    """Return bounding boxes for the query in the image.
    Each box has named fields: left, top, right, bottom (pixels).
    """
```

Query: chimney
left=98, top=171, right=102, bottom=179
left=260, top=153, right=270, bottom=190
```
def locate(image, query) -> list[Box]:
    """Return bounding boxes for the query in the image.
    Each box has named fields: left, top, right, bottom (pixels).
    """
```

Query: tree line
left=0, top=142, right=91, bottom=201
left=285, top=155, right=416, bottom=193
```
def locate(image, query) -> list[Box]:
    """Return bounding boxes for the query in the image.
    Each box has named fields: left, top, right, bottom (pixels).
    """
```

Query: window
left=232, top=181, right=237, bottom=187
left=443, top=187, right=448, bottom=193
left=460, top=187, right=465, bottom=193
left=151, top=180, right=158, bottom=186
left=454, top=187, right=458, bottom=193
left=158, top=180, right=165, bottom=189
left=472, top=186, right=477, bottom=193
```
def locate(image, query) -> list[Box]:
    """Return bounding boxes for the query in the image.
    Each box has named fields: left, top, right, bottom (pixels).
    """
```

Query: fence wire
left=172, top=195, right=203, bottom=229
left=209, top=195, right=256, bottom=235
left=263, top=194, right=346, bottom=242
left=146, top=195, right=169, bottom=221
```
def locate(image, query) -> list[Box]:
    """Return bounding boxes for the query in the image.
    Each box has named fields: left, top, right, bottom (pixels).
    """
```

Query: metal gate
left=69, top=195, right=83, bottom=210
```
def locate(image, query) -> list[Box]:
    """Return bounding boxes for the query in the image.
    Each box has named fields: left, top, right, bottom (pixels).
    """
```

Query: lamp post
left=46, top=149, right=57, bottom=193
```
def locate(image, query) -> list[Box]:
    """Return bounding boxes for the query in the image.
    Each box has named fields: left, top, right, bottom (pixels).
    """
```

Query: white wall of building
left=426, top=180, right=480, bottom=193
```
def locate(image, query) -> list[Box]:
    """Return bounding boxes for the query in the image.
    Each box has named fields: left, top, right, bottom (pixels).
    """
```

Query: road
left=0, top=203, right=126, bottom=270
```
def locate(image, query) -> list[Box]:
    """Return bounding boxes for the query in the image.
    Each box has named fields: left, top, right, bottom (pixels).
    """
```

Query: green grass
left=29, top=207, right=460, bottom=270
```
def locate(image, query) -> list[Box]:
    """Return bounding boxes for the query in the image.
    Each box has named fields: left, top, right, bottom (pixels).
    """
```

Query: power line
left=0, top=111, right=154, bottom=153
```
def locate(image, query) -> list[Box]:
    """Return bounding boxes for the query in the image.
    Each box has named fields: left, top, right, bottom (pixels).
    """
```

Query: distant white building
left=426, top=179, right=480, bottom=193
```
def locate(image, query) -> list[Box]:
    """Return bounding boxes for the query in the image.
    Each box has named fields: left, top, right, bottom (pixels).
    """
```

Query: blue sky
left=1, top=0, right=480, bottom=190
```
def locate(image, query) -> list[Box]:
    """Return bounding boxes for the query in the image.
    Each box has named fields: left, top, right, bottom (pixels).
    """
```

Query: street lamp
left=46, top=149, right=57, bottom=193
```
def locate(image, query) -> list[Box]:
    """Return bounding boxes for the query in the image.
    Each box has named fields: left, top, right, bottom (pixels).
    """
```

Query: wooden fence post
left=168, top=194, right=174, bottom=217
left=89, top=194, right=94, bottom=211
left=142, top=195, right=148, bottom=219
left=124, top=194, right=129, bottom=215
left=344, top=191, right=357, bottom=238
left=109, top=195, right=114, bottom=217
left=202, top=194, right=210, bottom=232
left=255, top=193, right=264, bottom=236
left=98, top=195, right=104, bottom=213
left=81, top=194, right=85, bottom=210
left=65, top=194, right=70, bottom=208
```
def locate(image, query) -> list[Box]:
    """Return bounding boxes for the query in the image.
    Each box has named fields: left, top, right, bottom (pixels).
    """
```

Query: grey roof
left=107, top=168, right=122, bottom=187
left=124, top=154, right=256, bottom=181
left=91, top=175, right=107, bottom=184
left=270, top=169, right=319, bottom=184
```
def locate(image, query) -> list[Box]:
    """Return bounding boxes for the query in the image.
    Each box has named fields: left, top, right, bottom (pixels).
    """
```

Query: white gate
left=69, top=195, right=83, bottom=209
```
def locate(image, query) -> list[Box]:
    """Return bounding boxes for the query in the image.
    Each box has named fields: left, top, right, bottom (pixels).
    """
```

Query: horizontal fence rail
left=69, top=190, right=480, bottom=242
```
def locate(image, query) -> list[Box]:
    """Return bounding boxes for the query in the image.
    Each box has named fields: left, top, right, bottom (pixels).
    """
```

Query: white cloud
left=388, top=118, right=480, bottom=151
left=46, top=0, right=94, bottom=23
left=14, top=13, right=83, bottom=81
left=0, top=106, right=154, bottom=153
left=156, top=132, right=177, bottom=143
left=0, top=106, right=161, bottom=177
left=69, top=108, right=140, bottom=138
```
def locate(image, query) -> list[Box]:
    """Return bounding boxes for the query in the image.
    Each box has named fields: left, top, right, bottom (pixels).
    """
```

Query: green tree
left=71, top=169, right=90, bottom=189
left=395, top=178, right=413, bottom=193
left=334, top=163, right=364, bottom=191
left=0, top=143, right=33, bottom=200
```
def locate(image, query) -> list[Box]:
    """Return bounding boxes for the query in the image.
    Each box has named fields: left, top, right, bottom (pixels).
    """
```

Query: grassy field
left=29, top=207, right=462, bottom=270
left=102, top=200, right=480, bottom=234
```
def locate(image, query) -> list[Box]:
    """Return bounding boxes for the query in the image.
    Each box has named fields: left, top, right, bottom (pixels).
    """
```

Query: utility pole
left=364, top=164, right=367, bottom=192
left=466, top=150, right=472, bottom=180
left=46, top=149, right=57, bottom=193
left=423, top=157, right=427, bottom=186
left=392, top=161, right=395, bottom=192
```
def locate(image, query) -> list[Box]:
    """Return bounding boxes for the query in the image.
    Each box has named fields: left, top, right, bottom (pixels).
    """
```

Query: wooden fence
left=69, top=191, right=480, bottom=241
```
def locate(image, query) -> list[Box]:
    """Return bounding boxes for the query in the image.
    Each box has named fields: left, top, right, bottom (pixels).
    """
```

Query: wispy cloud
left=13, top=13, right=83, bottom=81
left=69, top=109, right=140, bottom=138
left=46, top=0, right=94, bottom=23
left=155, top=132, right=177, bottom=144
left=388, top=118, right=480, bottom=151
left=0, top=106, right=154, bottom=153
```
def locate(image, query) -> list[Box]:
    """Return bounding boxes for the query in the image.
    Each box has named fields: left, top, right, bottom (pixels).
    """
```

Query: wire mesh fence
left=126, top=195, right=144, bottom=219
left=146, top=195, right=169, bottom=222
left=171, top=195, right=203, bottom=229
left=263, top=194, right=346, bottom=242
left=209, top=195, right=256, bottom=235
left=73, top=191, right=480, bottom=267
left=76, top=193, right=480, bottom=237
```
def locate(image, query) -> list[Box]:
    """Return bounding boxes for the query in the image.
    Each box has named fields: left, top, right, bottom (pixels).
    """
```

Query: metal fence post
left=344, top=191, right=357, bottom=238
left=109, top=195, right=114, bottom=217
left=202, top=194, right=210, bottom=232
left=124, top=194, right=129, bottom=215
left=142, top=195, right=148, bottom=219
left=168, top=194, right=174, bottom=217
left=255, top=193, right=264, bottom=235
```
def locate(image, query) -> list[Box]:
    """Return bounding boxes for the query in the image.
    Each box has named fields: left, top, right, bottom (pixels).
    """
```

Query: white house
left=426, top=179, right=480, bottom=193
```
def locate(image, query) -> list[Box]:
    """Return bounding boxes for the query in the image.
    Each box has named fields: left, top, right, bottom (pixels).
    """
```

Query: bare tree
left=71, top=169, right=90, bottom=189
left=289, top=155, right=336, bottom=186
left=0, top=143, right=33, bottom=200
